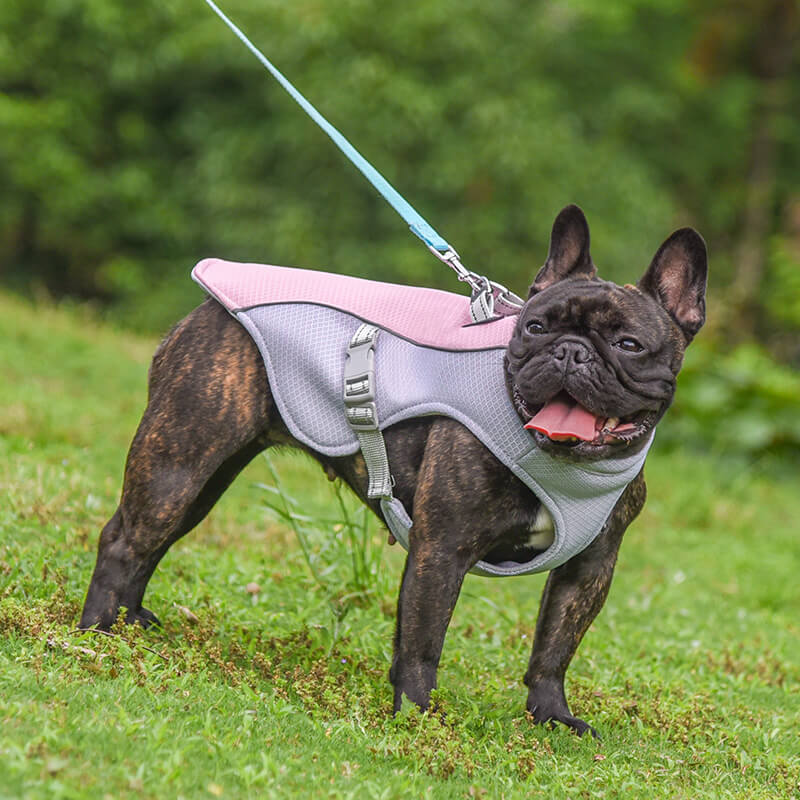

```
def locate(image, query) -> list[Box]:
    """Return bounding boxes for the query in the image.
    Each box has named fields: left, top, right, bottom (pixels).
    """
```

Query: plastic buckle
left=344, top=328, right=379, bottom=431
left=344, top=341, right=375, bottom=401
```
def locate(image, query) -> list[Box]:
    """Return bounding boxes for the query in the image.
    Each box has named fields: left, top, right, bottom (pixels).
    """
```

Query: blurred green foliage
left=765, top=234, right=800, bottom=329
left=1, top=0, right=798, bottom=459
left=665, top=340, right=800, bottom=459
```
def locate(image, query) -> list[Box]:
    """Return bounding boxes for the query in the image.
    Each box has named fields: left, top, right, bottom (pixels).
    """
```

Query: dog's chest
left=483, top=500, right=556, bottom=566
left=527, top=505, right=556, bottom=549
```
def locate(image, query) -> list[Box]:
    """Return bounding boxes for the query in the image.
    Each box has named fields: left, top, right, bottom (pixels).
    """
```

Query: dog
left=79, top=204, right=707, bottom=736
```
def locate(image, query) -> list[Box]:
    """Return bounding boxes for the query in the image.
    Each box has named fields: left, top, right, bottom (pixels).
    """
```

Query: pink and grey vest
left=192, top=259, right=652, bottom=577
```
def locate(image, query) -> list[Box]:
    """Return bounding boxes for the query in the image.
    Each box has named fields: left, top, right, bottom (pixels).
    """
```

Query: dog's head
left=505, top=204, right=707, bottom=462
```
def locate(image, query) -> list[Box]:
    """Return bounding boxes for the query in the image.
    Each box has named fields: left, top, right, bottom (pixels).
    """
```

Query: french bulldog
left=79, top=205, right=707, bottom=736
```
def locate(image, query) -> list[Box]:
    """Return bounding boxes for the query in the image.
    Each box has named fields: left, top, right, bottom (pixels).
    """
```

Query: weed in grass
left=257, top=452, right=392, bottom=639
left=331, top=479, right=387, bottom=601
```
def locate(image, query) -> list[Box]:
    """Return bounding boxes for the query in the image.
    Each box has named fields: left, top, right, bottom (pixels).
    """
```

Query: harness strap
left=202, top=0, right=525, bottom=323
left=343, top=324, right=415, bottom=548
left=343, top=324, right=393, bottom=499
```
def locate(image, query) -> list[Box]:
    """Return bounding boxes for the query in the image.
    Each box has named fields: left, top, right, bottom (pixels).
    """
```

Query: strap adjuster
left=345, top=402, right=378, bottom=431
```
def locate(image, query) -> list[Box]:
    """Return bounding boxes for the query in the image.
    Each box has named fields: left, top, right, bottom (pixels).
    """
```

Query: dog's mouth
left=513, top=389, right=653, bottom=449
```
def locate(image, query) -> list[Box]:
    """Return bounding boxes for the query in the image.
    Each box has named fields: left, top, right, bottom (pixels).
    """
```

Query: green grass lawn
left=1, top=291, right=798, bottom=799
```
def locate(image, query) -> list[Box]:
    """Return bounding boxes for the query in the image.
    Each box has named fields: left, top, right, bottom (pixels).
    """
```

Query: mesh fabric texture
left=234, top=301, right=651, bottom=577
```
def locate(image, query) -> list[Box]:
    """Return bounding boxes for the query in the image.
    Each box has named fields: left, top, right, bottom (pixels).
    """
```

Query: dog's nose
left=554, top=341, right=592, bottom=366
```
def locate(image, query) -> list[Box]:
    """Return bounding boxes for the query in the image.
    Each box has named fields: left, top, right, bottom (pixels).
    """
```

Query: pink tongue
left=524, top=396, right=600, bottom=442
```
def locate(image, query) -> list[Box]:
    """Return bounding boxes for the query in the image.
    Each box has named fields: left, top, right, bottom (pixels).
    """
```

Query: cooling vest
left=192, top=259, right=652, bottom=577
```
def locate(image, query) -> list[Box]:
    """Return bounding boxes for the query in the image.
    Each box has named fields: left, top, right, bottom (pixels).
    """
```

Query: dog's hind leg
left=79, top=299, right=272, bottom=630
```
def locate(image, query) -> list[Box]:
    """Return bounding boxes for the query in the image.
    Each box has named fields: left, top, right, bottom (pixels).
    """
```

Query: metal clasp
left=426, top=244, right=525, bottom=321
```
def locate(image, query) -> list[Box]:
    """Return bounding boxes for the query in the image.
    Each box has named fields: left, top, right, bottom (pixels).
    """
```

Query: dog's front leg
left=387, top=419, right=487, bottom=713
left=389, top=537, right=470, bottom=712
left=524, top=471, right=647, bottom=737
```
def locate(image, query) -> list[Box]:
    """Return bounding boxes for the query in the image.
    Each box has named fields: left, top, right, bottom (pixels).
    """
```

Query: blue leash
left=202, top=0, right=523, bottom=320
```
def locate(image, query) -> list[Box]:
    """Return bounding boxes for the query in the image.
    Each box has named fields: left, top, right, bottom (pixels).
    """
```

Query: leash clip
left=427, top=244, right=525, bottom=322
left=428, top=245, right=478, bottom=289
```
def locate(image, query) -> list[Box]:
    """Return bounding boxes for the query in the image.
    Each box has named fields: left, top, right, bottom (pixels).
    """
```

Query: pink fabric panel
left=192, top=258, right=518, bottom=350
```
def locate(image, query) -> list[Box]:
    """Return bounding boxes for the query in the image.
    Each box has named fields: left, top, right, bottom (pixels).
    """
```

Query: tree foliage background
left=2, top=0, right=799, bottom=457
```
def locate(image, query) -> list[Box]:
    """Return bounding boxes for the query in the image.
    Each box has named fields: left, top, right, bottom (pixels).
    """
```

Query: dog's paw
left=530, top=708, right=598, bottom=738
left=129, top=606, right=161, bottom=629
left=526, top=683, right=599, bottom=738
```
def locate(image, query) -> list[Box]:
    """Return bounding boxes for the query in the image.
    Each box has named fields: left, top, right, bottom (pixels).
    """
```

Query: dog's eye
left=615, top=337, right=644, bottom=353
left=525, top=320, right=546, bottom=335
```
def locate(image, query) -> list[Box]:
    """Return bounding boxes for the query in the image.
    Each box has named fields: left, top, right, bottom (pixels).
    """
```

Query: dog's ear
left=528, top=204, right=597, bottom=298
left=638, top=228, right=708, bottom=341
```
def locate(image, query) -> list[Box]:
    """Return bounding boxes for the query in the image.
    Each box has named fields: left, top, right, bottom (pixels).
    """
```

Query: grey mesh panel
left=236, top=304, right=359, bottom=454
left=237, top=303, right=651, bottom=576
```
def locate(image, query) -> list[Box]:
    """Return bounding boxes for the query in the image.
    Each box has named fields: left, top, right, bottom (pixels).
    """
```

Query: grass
left=1, top=289, right=799, bottom=799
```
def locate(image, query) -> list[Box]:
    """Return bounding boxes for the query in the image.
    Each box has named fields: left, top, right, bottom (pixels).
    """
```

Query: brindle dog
left=80, top=205, right=707, bottom=736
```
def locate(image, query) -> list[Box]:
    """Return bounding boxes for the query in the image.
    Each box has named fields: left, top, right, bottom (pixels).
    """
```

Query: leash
left=202, top=0, right=524, bottom=322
